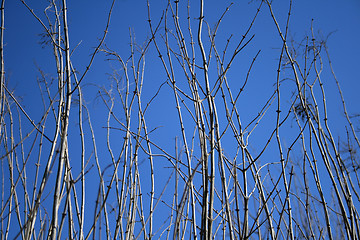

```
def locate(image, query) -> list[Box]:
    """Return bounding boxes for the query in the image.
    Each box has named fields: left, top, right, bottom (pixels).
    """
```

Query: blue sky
left=5, top=0, right=360, bottom=125
left=2, top=0, right=360, bottom=238
left=5, top=0, right=359, bottom=97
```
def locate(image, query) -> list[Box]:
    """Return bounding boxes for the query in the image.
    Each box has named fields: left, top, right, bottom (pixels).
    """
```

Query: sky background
left=2, top=0, right=360, bottom=238
left=5, top=0, right=360, bottom=113
left=4, top=0, right=360, bottom=146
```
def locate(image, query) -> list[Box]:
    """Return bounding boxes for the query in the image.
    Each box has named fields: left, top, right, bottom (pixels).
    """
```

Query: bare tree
left=1, top=0, right=359, bottom=239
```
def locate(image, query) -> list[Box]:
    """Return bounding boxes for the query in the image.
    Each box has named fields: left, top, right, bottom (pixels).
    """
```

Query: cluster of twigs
left=1, top=0, right=359, bottom=239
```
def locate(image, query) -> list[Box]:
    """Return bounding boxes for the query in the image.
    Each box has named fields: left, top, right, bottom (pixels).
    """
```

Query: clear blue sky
left=5, top=0, right=360, bottom=126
